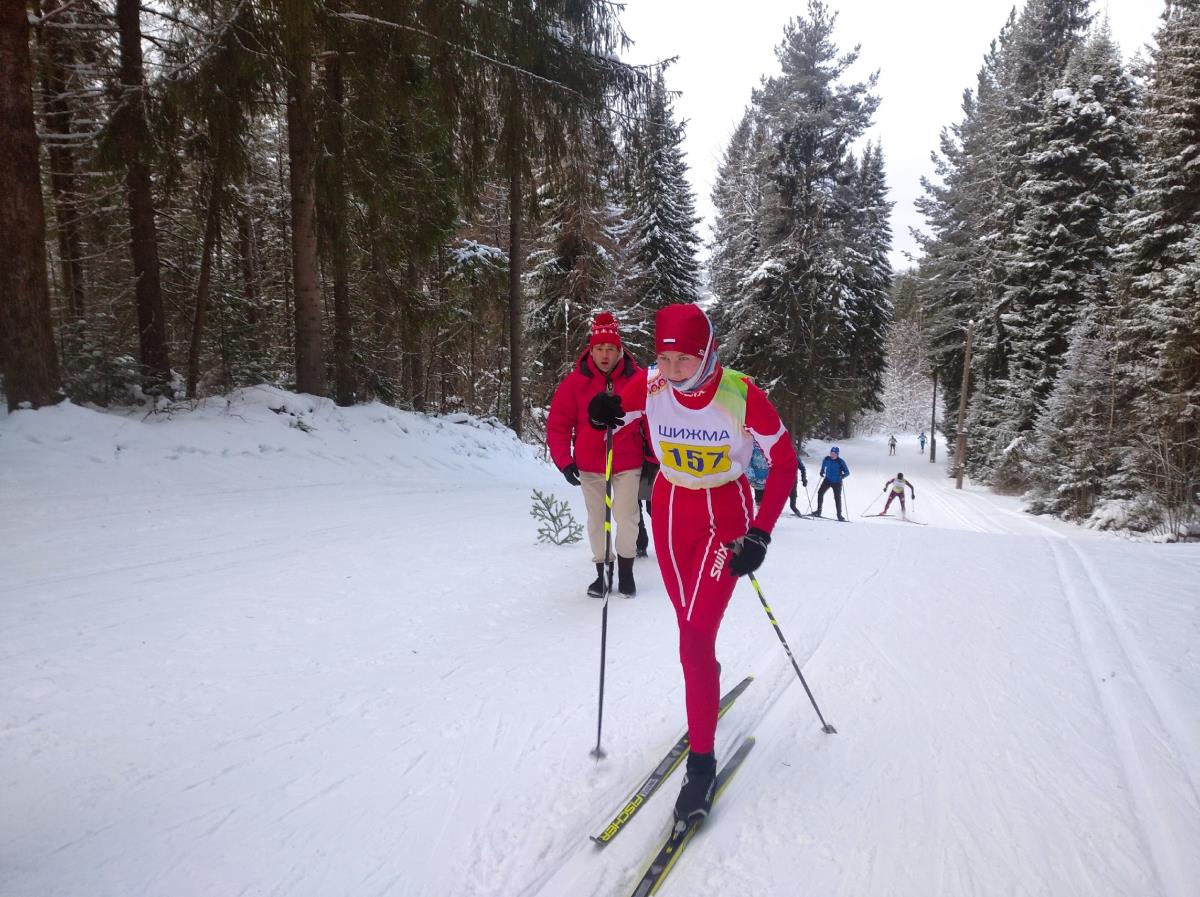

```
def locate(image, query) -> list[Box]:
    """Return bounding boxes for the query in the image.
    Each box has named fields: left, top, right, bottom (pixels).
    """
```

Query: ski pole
left=748, top=574, right=836, bottom=734
left=860, top=489, right=885, bottom=518
left=590, top=427, right=615, bottom=760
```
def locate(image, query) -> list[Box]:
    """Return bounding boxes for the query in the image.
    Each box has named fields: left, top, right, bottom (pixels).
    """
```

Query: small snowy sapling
left=530, top=489, right=583, bottom=545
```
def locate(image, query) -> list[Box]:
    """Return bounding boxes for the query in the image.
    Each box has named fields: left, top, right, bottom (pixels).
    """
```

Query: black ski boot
left=673, top=751, right=717, bottom=829
left=837, top=514, right=846, bottom=522
left=636, top=519, right=649, bottom=558
left=586, top=562, right=607, bottom=598
left=617, top=556, right=636, bottom=597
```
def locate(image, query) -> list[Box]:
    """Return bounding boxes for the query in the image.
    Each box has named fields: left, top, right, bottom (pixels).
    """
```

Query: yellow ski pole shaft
left=590, top=428, right=615, bottom=759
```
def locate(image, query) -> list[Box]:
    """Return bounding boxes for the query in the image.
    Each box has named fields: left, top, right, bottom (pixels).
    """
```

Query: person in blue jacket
left=746, top=441, right=771, bottom=506
left=814, top=445, right=849, bottom=520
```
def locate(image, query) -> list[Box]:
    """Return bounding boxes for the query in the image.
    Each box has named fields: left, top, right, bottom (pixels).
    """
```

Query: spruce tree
left=991, top=26, right=1138, bottom=490
left=1109, top=0, right=1200, bottom=529
left=1027, top=307, right=1122, bottom=520
left=708, top=109, right=766, bottom=338
left=625, top=73, right=702, bottom=320
left=839, top=141, right=893, bottom=427
left=717, top=0, right=881, bottom=439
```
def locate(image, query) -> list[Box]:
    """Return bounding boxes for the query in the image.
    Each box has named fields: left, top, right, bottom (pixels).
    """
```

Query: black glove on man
left=728, top=527, right=770, bottom=577
left=588, top=392, right=624, bottom=430
left=561, top=462, right=580, bottom=486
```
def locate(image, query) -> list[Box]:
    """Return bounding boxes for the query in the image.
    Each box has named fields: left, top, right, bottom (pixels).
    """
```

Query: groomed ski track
left=2, top=396, right=1197, bottom=897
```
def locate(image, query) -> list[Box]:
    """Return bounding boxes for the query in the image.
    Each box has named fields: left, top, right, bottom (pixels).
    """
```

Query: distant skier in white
left=888, top=434, right=897, bottom=455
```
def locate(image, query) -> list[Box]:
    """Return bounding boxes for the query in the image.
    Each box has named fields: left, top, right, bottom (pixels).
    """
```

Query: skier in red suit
left=588, top=303, right=796, bottom=828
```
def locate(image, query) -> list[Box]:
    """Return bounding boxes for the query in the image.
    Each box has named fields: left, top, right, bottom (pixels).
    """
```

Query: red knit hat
left=655, top=303, right=713, bottom=357
left=589, top=312, right=622, bottom=350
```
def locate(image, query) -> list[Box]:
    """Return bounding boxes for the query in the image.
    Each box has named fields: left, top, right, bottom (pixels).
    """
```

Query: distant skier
left=882, top=472, right=915, bottom=519
left=587, top=302, right=797, bottom=830
left=919, top=432, right=927, bottom=454
left=888, top=434, right=897, bottom=456
left=747, top=442, right=770, bottom=506
left=789, top=453, right=809, bottom=517
left=814, top=446, right=849, bottom=520
left=547, top=312, right=644, bottom=597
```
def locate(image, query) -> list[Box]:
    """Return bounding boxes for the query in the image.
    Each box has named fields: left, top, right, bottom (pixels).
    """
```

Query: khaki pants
left=580, top=469, right=640, bottom=562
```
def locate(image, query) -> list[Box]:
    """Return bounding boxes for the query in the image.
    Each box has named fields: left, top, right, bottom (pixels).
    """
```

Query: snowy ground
left=2, top=388, right=1198, bottom=897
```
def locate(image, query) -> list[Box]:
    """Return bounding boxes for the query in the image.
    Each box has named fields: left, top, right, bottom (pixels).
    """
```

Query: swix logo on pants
left=709, top=544, right=730, bottom=579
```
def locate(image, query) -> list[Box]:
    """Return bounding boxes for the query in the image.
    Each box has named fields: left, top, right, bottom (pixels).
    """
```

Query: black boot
left=636, top=519, right=649, bottom=558
left=586, top=562, right=606, bottom=598
left=617, top=556, right=636, bottom=597
left=673, top=751, right=716, bottom=828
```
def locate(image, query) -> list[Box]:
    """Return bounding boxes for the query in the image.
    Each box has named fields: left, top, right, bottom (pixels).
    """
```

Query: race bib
left=658, top=441, right=732, bottom=477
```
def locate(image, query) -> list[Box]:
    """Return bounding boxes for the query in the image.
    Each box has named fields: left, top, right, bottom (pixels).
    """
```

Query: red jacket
left=547, top=350, right=644, bottom=474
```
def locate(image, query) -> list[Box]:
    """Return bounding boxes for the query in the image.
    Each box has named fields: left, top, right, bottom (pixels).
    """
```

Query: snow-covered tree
left=708, top=109, right=765, bottom=327
left=1108, top=0, right=1200, bottom=531
left=715, top=0, right=884, bottom=440
left=838, top=141, right=894, bottom=425
left=623, top=72, right=702, bottom=326
left=987, top=26, right=1139, bottom=490
left=1026, top=308, right=1122, bottom=520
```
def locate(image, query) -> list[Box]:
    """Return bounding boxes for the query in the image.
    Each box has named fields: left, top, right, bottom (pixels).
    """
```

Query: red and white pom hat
left=589, top=312, right=622, bottom=350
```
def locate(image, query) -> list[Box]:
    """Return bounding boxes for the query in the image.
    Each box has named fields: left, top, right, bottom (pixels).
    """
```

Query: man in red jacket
left=547, top=313, right=644, bottom=597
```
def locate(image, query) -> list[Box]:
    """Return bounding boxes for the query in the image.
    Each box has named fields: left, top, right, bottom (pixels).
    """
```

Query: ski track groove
left=1047, top=537, right=1195, bottom=897
left=1068, top=542, right=1200, bottom=801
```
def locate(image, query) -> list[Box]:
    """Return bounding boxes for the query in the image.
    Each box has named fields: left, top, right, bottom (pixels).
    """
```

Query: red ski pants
left=650, top=475, right=754, bottom=755
left=883, top=493, right=906, bottom=514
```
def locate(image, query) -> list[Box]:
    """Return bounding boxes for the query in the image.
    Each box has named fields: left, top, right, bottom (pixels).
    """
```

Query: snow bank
left=0, top=386, right=541, bottom=495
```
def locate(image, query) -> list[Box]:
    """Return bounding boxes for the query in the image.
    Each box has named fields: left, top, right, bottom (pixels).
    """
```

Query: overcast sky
left=618, top=0, right=1163, bottom=273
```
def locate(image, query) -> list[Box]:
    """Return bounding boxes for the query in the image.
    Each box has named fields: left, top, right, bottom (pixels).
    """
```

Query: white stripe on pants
left=580, top=469, right=641, bottom=562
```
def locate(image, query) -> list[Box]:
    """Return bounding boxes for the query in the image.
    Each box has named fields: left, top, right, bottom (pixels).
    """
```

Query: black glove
left=588, top=392, right=624, bottom=430
left=728, top=527, right=770, bottom=577
left=561, top=462, right=580, bottom=486
left=911, top=490, right=916, bottom=499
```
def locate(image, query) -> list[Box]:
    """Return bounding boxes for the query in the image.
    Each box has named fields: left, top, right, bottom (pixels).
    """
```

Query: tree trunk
left=507, top=135, right=524, bottom=437
left=0, top=0, right=61, bottom=410
left=366, top=204, right=396, bottom=390
left=403, top=258, right=425, bottom=412
left=36, top=8, right=85, bottom=319
left=321, top=15, right=353, bottom=406
left=115, top=0, right=171, bottom=394
left=186, top=176, right=223, bottom=397
left=238, top=205, right=260, bottom=357
left=284, top=4, right=324, bottom=396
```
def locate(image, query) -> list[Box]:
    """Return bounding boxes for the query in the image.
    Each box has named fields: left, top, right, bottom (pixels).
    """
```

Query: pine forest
left=1, top=0, right=1197, bottom=536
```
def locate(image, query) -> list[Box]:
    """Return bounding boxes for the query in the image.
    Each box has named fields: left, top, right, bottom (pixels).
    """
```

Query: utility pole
left=929, top=370, right=938, bottom=463
left=954, top=321, right=975, bottom=490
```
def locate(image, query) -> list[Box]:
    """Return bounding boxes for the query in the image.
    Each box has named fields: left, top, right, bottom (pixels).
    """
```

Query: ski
left=591, top=676, right=753, bottom=846
left=867, top=513, right=927, bottom=526
left=627, top=736, right=756, bottom=897
left=800, top=513, right=850, bottom=523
